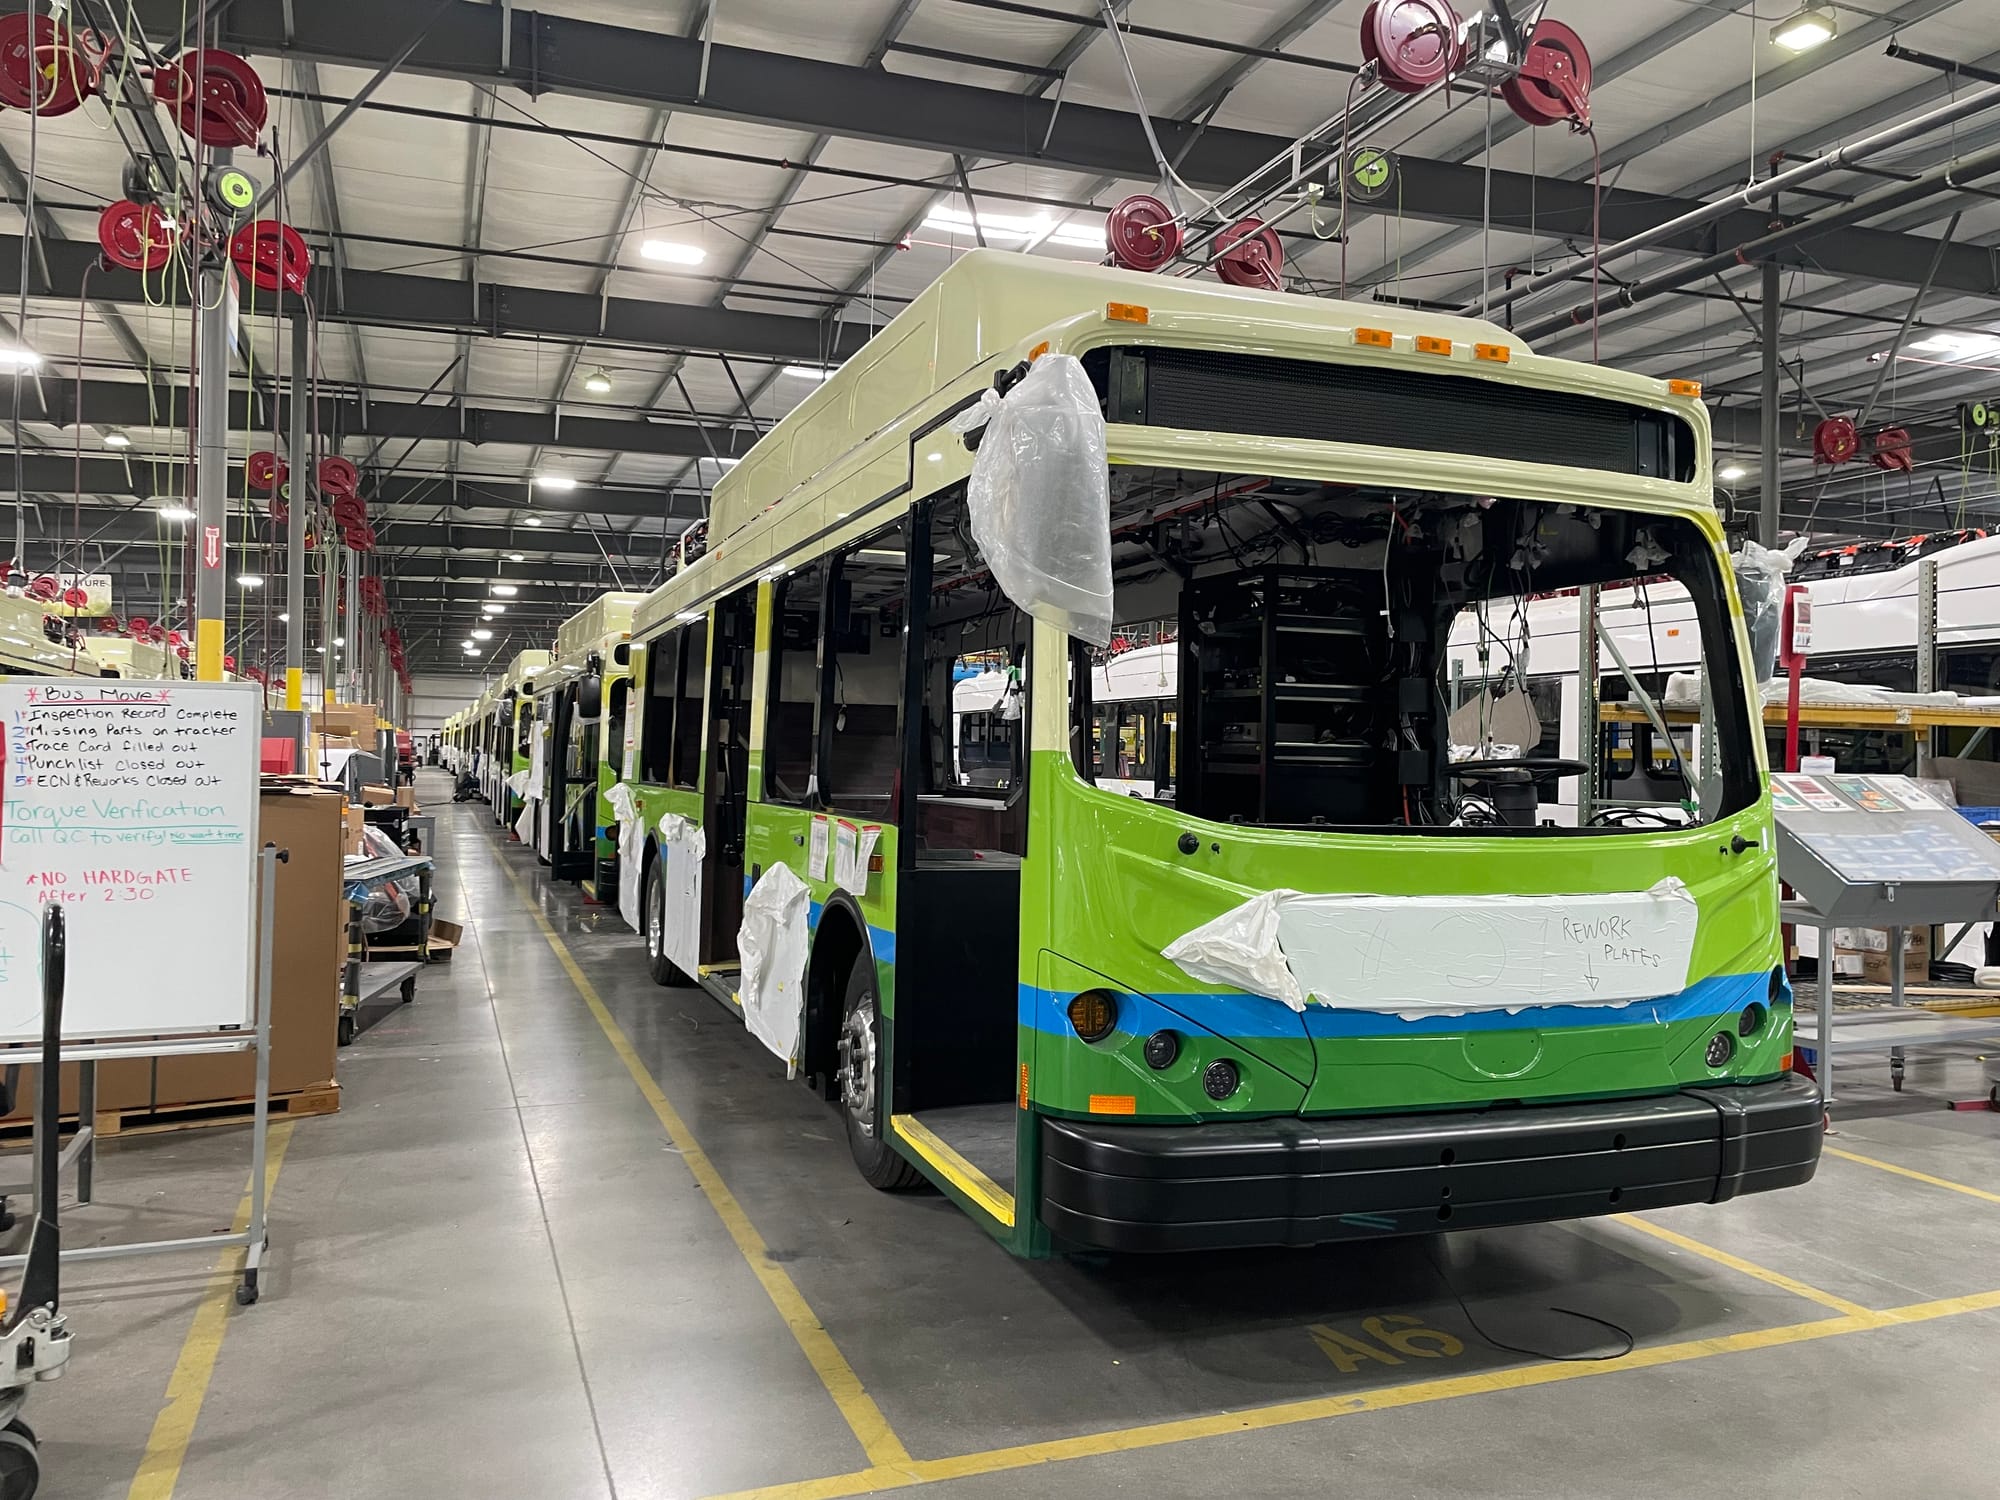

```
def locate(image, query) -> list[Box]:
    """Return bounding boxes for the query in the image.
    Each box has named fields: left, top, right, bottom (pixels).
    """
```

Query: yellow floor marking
left=127, top=1118, right=297, bottom=1500
left=494, top=856, right=911, bottom=1470
left=1609, top=1213, right=1873, bottom=1317
left=697, top=1287, right=2000, bottom=1500
left=889, top=1116, right=1015, bottom=1228
left=1826, top=1146, right=2000, bottom=1206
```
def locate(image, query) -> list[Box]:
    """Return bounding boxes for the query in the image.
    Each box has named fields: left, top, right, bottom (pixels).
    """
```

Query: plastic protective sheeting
left=1165, top=881, right=1699, bottom=1017
left=738, top=862, right=811, bottom=1076
left=657, top=813, right=705, bottom=978
left=606, top=783, right=644, bottom=934
left=1733, top=537, right=1806, bottom=684
left=514, top=801, right=534, bottom=845
left=505, top=769, right=531, bottom=796
left=963, top=354, right=1113, bottom=647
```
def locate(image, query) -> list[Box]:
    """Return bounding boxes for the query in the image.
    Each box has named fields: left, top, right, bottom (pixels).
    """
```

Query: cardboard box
left=0, top=1059, right=152, bottom=1124
left=1834, top=926, right=1930, bottom=986
left=360, top=784, right=395, bottom=806
left=429, top=918, right=462, bottom=957
left=155, top=786, right=344, bottom=1108
left=395, top=786, right=418, bottom=811
left=344, top=805, right=367, bottom=856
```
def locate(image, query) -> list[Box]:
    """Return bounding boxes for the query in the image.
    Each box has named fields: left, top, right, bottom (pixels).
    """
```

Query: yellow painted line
left=493, top=856, right=910, bottom=1470
left=127, top=1119, right=297, bottom=1500
left=1826, top=1145, right=2000, bottom=1206
left=697, top=1287, right=2000, bottom=1500
left=890, top=1115, right=1015, bottom=1228
left=1609, top=1214, right=1872, bottom=1317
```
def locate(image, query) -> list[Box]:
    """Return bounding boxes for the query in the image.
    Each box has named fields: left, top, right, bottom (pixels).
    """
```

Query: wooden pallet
left=0, top=1081, right=341, bottom=1143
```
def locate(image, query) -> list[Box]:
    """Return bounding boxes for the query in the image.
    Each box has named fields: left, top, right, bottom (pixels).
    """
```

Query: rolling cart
left=339, top=852, right=435, bottom=1046
left=0, top=906, right=81, bottom=1497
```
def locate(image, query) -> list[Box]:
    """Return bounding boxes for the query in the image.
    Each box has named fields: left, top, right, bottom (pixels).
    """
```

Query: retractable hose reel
left=0, top=12, right=112, bottom=117
left=1102, top=4, right=1591, bottom=288
left=151, top=48, right=268, bottom=149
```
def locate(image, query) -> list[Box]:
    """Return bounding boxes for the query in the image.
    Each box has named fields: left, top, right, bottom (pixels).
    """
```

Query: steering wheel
left=1448, top=757, right=1590, bottom=783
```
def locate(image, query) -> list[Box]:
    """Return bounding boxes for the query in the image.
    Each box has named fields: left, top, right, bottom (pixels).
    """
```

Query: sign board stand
left=0, top=681, right=277, bottom=1303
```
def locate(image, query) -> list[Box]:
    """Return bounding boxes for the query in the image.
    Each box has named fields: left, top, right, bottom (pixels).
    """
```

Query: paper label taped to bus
left=1164, top=881, right=1698, bottom=1016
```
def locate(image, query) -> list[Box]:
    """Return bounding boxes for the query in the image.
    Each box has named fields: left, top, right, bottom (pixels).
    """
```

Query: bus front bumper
left=1039, top=1074, right=1822, bottom=1253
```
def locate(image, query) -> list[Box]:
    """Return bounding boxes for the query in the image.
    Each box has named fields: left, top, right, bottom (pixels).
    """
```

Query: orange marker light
left=1089, top=1094, right=1137, bottom=1115
left=1474, top=343, right=1512, bottom=363
left=1354, top=327, right=1393, bottom=348
left=1415, top=335, right=1453, bottom=356
left=1107, top=302, right=1149, bottom=324
left=1028, top=340, right=1051, bottom=360
left=1668, top=378, right=1703, bottom=398
left=1019, top=1064, right=1030, bottom=1108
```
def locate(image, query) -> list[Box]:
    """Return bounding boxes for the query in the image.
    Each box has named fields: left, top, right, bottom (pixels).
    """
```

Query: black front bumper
left=1041, top=1075, right=1823, bottom=1253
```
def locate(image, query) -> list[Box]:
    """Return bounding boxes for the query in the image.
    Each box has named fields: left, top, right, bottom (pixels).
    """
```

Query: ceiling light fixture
left=157, top=503, right=195, bottom=522
left=534, top=474, right=578, bottom=491
left=278, top=612, right=290, bottom=623
left=491, top=583, right=519, bottom=596
left=472, top=628, right=493, bottom=640
left=1908, top=331, right=2000, bottom=361
left=583, top=369, right=613, bottom=395
left=1717, top=463, right=1748, bottom=482
left=639, top=239, right=706, bottom=266
left=507, top=552, right=525, bottom=562
left=237, top=574, right=264, bottom=588
left=921, top=205, right=1105, bottom=250
left=524, top=516, right=543, bottom=526
left=0, top=347, right=41, bottom=370
left=1770, top=5, right=1836, bottom=51
left=103, top=430, right=131, bottom=449
left=483, top=603, right=505, bottom=615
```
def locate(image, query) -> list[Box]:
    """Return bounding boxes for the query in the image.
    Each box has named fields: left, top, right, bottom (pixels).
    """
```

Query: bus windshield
left=1076, top=469, right=1756, bottom=834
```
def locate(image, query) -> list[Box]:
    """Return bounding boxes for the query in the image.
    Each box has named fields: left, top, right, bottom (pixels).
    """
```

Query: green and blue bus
left=528, top=594, right=644, bottom=899
left=614, top=250, right=1820, bottom=1255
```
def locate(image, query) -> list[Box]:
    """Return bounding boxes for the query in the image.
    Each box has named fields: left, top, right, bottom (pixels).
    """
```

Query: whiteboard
left=0, top=679, right=262, bottom=1042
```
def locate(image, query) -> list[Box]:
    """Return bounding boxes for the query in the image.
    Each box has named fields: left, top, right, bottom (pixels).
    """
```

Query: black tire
left=400, top=976, right=417, bottom=1004
left=337, top=1012, right=355, bottom=1047
left=835, top=960, right=923, bottom=1190
left=0, top=1425, right=38, bottom=1500
left=644, top=860, right=694, bottom=987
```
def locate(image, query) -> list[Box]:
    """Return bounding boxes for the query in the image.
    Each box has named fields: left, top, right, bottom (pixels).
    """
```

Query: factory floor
left=20, top=767, right=2000, bottom=1498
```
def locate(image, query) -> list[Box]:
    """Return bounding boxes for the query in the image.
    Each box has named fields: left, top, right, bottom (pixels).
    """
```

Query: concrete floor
left=15, top=767, right=2000, bottom=1498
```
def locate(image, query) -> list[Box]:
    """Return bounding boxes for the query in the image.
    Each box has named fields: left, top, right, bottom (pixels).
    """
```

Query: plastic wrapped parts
left=738, top=862, right=811, bottom=1075
left=963, top=354, right=1114, bottom=647
left=1733, top=536, right=1806, bottom=684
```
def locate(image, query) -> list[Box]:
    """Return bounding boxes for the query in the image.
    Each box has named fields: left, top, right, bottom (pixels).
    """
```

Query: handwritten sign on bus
left=0, top=681, right=262, bottom=1041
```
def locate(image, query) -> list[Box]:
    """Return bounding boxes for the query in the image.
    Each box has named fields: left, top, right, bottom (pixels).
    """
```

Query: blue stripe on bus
left=1018, top=969, right=1773, bottom=1040
left=732, top=873, right=898, bottom=965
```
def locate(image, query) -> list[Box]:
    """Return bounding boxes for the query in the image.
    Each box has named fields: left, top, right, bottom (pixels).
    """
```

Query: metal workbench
left=340, top=852, right=435, bottom=1046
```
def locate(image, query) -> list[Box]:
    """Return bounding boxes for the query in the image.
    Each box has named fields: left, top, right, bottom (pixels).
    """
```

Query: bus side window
left=640, top=638, right=677, bottom=783
left=605, top=675, right=629, bottom=780
left=822, top=522, right=908, bottom=818
left=670, top=618, right=709, bottom=789
left=765, top=564, right=827, bottom=804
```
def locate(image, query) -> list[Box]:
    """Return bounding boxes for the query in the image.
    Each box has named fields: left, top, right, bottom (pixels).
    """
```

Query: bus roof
left=635, top=249, right=1711, bottom=641
left=552, top=592, right=644, bottom=667
left=500, top=649, right=551, bottom=694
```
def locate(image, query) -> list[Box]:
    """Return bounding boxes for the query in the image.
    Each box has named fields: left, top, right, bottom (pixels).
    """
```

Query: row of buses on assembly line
left=440, top=250, right=2000, bottom=1258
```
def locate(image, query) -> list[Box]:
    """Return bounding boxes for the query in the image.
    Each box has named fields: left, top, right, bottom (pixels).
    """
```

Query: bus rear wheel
left=836, top=962, right=923, bottom=1191
left=644, top=862, right=693, bottom=987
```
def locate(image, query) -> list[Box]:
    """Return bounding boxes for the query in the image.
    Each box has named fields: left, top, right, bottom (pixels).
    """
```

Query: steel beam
left=120, top=0, right=2000, bottom=302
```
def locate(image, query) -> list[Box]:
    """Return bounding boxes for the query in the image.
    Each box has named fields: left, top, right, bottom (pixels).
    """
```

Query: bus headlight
left=1705, top=1032, right=1735, bottom=1068
left=1068, top=989, right=1118, bottom=1043
left=1143, top=1031, right=1180, bottom=1069
left=1202, top=1059, right=1240, bottom=1100
left=1739, top=1003, right=1768, bottom=1038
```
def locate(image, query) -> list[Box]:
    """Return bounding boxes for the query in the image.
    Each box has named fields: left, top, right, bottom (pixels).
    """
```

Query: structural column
left=286, top=315, right=310, bottom=755
left=1759, top=259, right=1782, bottom=548
left=194, top=154, right=233, bottom=681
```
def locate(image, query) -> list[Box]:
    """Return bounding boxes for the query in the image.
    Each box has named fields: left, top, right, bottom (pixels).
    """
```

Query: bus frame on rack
left=617, top=250, right=1818, bottom=1257
left=527, top=594, right=644, bottom=896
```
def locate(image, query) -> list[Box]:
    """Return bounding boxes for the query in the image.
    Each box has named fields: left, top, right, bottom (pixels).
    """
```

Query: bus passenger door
left=703, top=589, right=757, bottom=964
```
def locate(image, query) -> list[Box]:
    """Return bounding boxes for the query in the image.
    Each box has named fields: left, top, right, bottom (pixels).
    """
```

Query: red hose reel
left=152, top=48, right=268, bottom=148
left=228, top=220, right=312, bottom=297
left=97, top=200, right=180, bottom=273
left=0, top=13, right=111, bottom=118
left=1360, top=0, right=1460, bottom=95
left=1500, top=19, right=1593, bottom=131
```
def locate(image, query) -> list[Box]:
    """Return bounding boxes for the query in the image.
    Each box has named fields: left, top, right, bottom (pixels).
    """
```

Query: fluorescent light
left=333, top=636, right=345, bottom=646
left=1771, top=5, right=1836, bottom=51
left=472, top=628, right=493, bottom=640
left=0, top=347, right=40, bottom=370
left=921, top=205, right=1106, bottom=250
left=157, top=504, right=195, bottom=522
left=639, top=239, right=706, bottom=266
left=317, top=645, right=327, bottom=654
left=484, top=603, right=505, bottom=615
left=507, top=552, right=525, bottom=562
left=103, top=430, right=131, bottom=449
left=534, top=474, right=577, bottom=491
left=491, top=583, right=519, bottom=596
left=783, top=365, right=833, bottom=382
left=278, top=612, right=290, bottom=622
left=1717, top=463, right=1748, bottom=482
left=1908, top=331, right=2000, bottom=360
left=583, top=369, right=613, bottom=395
left=237, top=574, right=265, bottom=588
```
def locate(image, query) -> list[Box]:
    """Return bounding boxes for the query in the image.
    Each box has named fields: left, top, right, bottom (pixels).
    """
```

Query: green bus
left=486, top=649, right=550, bottom=830
left=527, top=593, right=644, bottom=899
left=616, top=251, right=1820, bottom=1256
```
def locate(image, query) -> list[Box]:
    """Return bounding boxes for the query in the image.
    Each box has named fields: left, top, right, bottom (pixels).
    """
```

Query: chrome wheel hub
left=646, top=877, right=662, bottom=959
left=836, top=1000, right=878, bottom=1139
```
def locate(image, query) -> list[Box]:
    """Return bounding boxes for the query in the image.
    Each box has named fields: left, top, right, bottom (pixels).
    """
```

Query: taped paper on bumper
left=739, top=861, right=810, bottom=1076
left=1164, top=881, right=1699, bottom=1016
left=607, top=783, right=644, bottom=933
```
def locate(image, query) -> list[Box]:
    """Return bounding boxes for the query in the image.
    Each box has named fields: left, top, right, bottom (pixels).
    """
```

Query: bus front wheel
left=836, top=962, right=922, bottom=1191
left=644, top=863, right=694, bottom=987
